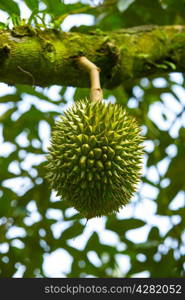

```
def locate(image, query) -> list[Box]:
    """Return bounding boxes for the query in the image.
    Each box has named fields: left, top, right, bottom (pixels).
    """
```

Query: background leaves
left=0, top=0, right=20, bottom=16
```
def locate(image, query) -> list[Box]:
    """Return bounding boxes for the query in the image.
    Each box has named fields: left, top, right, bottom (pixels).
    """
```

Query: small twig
left=76, top=56, right=103, bottom=102
left=17, top=65, right=35, bottom=85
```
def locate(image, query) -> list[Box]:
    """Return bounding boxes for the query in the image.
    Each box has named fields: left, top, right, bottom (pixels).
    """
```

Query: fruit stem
left=76, top=56, right=103, bottom=102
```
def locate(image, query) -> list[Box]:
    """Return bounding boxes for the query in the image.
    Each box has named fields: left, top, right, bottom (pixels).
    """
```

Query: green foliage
left=24, top=0, right=39, bottom=11
left=0, top=0, right=184, bottom=278
left=0, top=0, right=92, bottom=29
left=89, top=0, right=185, bottom=31
left=0, top=0, right=20, bottom=16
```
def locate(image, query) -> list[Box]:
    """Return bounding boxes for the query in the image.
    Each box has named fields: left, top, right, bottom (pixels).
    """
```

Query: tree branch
left=0, top=25, right=185, bottom=88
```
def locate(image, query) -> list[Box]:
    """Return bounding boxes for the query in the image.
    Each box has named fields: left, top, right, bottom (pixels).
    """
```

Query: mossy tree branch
left=0, top=25, right=185, bottom=89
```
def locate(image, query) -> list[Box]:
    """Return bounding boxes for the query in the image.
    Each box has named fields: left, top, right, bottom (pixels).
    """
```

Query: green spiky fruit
left=46, top=100, right=144, bottom=218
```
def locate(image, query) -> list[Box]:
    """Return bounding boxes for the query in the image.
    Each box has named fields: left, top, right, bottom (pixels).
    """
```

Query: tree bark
left=0, top=25, right=185, bottom=88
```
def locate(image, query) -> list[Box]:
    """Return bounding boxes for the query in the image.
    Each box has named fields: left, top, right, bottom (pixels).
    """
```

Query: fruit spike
left=46, top=99, right=144, bottom=218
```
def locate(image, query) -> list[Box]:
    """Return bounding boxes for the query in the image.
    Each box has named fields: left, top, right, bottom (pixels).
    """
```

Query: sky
left=0, top=1, right=185, bottom=278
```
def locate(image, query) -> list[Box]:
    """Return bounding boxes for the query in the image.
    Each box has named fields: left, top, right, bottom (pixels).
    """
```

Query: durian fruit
left=46, top=99, right=144, bottom=219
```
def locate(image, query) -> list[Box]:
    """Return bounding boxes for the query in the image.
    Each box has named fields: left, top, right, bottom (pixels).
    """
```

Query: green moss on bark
left=0, top=25, right=185, bottom=88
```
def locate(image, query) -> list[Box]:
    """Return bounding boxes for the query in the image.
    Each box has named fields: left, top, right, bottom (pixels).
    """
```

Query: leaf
left=24, top=0, right=39, bottom=11
left=42, top=0, right=64, bottom=16
left=147, top=226, right=161, bottom=241
left=106, top=217, right=146, bottom=236
left=52, top=2, right=93, bottom=27
left=0, top=107, right=16, bottom=123
left=0, top=94, right=20, bottom=103
left=50, top=200, right=68, bottom=210
left=117, top=0, right=135, bottom=12
left=0, top=192, right=12, bottom=217
left=60, top=222, right=84, bottom=240
left=0, top=21, right=7, bottom=29
left=0, top=0, right=20, bottom=16
left=85, top=232, right=100, bottom=253
left=74, top=88, right=89, bottom=101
